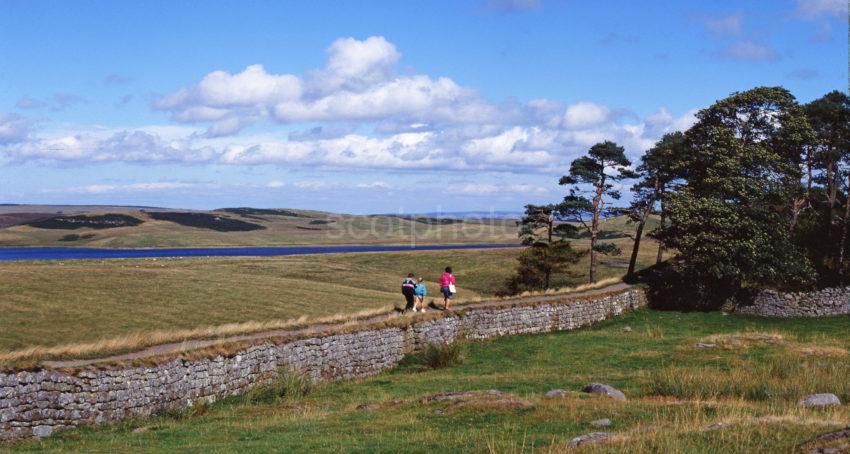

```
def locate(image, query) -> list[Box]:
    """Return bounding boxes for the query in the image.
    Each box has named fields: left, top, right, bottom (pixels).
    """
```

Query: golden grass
left=0, top=280, right=633, bottom=370
left=700, top=330, right=785, bottom=349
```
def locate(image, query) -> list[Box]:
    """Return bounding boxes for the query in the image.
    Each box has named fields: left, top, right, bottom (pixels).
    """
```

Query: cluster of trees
left=504, top=87, right=850, bottom=306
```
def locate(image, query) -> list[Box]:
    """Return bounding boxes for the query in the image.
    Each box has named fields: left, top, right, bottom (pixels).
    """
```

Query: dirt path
left=45, top=282, right=631, bottom=369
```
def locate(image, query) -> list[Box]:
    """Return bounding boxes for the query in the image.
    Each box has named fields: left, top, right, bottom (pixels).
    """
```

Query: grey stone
left=544, top=389, right=568, bottom=398
left=567, top=431, right=611, bottom=448
left=581, top=383, right=626, bottom=401
left=589, top=418, right=611, bottom=427
left=798, top=393, right=842, bottom=408
left=621, top=326, right=632, bottom=333
left=695, top=342, right=717, bottom=349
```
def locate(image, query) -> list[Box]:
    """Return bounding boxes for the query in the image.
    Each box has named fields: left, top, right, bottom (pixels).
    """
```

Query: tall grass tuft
left=242, top=367, right=313, bottom=405
left=648, top=355, right=850, bottom=402
left=420, top=341, right=465, bottom=369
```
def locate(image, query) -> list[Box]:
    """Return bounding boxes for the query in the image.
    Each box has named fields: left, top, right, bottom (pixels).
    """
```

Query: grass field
left=5, top=310, right=849, bottom=453
left=0, top=213, right=664, bottom=364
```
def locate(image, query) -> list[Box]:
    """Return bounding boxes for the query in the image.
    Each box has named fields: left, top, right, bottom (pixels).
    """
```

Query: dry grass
left=651, top=333, right=850, bottom=403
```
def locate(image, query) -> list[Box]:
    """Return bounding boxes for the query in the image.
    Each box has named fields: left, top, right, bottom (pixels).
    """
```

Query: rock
left=567, top=431, right=610, bottom=448
left=589, top=418, right=611, bottom=427
left=798, top=394, right=842, bottom=408
left=706, top=422, right=730, bottom=431
left=545, top=389, right=568, bottom=398
left=696, top=342, right=717, bottom=349
left=32, top=425, right=53, bottom=438
left=799, top=427, right=850, bottom=454
left=581, top=383, right=626, bottom=401
left=622, top=326, right=632, bottom=333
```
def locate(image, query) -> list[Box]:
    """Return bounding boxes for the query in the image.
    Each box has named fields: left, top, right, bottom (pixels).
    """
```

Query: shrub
left=242, top=367, right=313, bottom=404
left=419, top=341, right=465, bottom=369
left=27, top=214, right=143, bottom=230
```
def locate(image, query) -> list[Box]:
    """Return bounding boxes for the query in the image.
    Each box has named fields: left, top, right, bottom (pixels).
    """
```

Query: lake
left=0, top=244, right=523, bottom=261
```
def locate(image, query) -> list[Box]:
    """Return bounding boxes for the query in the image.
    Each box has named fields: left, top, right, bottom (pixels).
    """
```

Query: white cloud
left=796, top=0, right=847, bottom=18
left=4, top=129, right=214, bottom=163
left=154, top=36, right=502, bottom=135
left=4, top=37, right=700, bottom=177
left=0, top=113, right=31, bottom=144
left=265, top=180, right=285, bottom=188
left=563, top=102, right=611, bottom=129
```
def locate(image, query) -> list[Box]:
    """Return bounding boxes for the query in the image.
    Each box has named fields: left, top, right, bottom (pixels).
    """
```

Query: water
left=0, top=244, right=523, bottom=261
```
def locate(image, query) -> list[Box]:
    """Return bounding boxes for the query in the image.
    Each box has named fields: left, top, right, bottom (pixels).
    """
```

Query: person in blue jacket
left=413, top=277, right=428, bottom=312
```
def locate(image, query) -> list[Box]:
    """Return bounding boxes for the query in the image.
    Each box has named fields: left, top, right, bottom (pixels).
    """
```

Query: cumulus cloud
left=5, top=37, right=699, bottom=177
left=154, top=36, right=501, bottom=135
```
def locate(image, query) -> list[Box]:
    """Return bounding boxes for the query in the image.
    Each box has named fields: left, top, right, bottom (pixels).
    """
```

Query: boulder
left=798, top=394, right=842, bottom=408
left=567, top=431, right=610, bottom=448
left=581, top=383, right=626, bottom=401
left=545, top=389, right=568, bottom=398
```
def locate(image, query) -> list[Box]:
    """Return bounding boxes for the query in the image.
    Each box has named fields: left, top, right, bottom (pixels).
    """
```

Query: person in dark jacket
left=401, top=272, right=417, bottom=314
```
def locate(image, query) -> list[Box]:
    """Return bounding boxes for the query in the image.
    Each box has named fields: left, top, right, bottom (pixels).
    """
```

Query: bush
left=27, top=214, right=143, bottom=230
left=242, top=367, right=313, bottom=404
left=419, top=341, right=465, bottom=369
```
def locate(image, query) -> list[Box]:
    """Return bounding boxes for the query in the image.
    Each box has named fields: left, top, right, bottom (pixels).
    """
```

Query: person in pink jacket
left=440, top=266, right=456, bottom=310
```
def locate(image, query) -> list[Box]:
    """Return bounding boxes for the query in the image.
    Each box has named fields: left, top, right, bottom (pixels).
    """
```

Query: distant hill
left=0, top=205, right=520, bottom=248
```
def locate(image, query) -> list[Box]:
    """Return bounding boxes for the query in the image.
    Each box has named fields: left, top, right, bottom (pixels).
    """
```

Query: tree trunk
left=628, top=179, right=660, bottom=276
left=656, top=192, right=666, bottom=264
left=627, top=219, right=645, bottom=276
left=589, top=182, right=604, bottom=283
left=827, top=160, right=837, bottom=226
left=840, top=173, right=850, bottom=265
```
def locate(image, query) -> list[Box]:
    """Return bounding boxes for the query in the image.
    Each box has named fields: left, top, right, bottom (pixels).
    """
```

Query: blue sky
left=0, top=0, right=846, bottom=213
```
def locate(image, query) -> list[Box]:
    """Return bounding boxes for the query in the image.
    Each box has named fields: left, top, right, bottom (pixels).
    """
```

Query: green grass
left=5, top=310, right=849, bottom=453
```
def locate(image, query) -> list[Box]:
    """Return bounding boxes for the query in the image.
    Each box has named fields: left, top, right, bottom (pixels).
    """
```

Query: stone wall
left=724, top=286, right=850, bottom=318
left=0, top=288, right=646, bottom=441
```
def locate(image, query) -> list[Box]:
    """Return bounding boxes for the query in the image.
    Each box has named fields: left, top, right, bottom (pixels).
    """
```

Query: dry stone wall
left=724, top=286, right=850, bottom=318
left=1, top=288, right=646, bottom=441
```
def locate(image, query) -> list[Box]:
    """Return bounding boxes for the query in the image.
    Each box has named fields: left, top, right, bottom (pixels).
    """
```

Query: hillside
left=0, top=206, right=520, bottom=248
